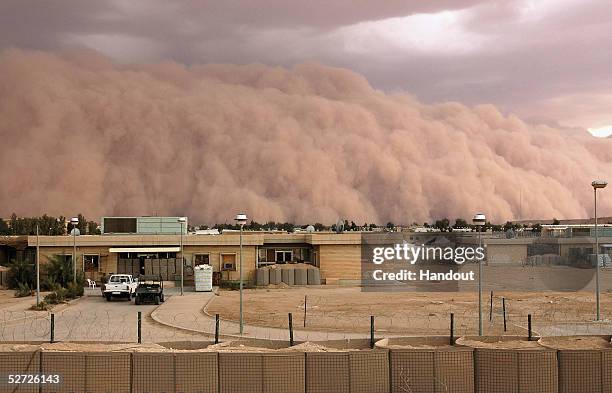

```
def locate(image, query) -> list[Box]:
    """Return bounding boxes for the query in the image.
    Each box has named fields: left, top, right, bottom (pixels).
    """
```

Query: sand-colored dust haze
left=0, top=49, right=610, bottom=224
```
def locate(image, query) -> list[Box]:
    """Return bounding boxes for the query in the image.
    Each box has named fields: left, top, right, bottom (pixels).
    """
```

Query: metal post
left=215, top=314, right=220, bottom=344
left=73, top=228, right=77, bottom=283
left=288, top=313, right=294, bottom=346
left=180, top=222, right=184, bottom=296
left=239, top=224, right=244, bottom=334
left=528, top=314, right=532, bottom=341
left=50, top=314, right=55, bottom=343
left=502, top=298, right=507, bottom=332
left=489, top=290, right=493, bottom=322
left=36, top=224, right=40, bottom=307
left=370, top=315, right=375, bottom=349
left=304, top=295, right=307, bottom=328
left=595, top=188, right=600, bottom=321
left=450, top=313, right=454, bottom=346
left=137, top=311, right=142, bottom=343
left=478, top=228, right=483, bottom=336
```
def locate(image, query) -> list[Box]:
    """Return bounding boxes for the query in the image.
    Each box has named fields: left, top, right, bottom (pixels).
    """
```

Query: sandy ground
left=206, top=266, right=612, bottom=336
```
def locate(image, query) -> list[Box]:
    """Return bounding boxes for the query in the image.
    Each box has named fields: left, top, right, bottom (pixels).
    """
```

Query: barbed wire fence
left=1, top=289, right=612, bottom=343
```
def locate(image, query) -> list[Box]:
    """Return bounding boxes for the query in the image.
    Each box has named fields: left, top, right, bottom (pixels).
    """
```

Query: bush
left=44, top=287, right=69, bottom=305
left=7, top=259, right=34, bottom=289
left=41, top=277, right=62, bottom=292
left=30, top=301, right=50, bottom=311
left=220, top=280, right=253, bottom=290
left=14, top=283, right=31, bottom=298
left=66, top=281, right=84, bottom=299
left=44, top=256, right=73, bottom=288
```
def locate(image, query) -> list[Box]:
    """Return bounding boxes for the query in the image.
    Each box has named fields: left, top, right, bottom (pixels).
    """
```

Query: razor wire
left=2, top=291, right=612, bottom=343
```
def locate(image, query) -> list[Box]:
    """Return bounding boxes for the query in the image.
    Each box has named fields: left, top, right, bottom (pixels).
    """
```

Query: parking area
left=0, top=286, right=212, bottom=342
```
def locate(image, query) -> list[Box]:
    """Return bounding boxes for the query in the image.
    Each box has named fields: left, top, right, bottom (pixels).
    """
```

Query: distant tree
left=386, top=222, right=395, bottom=230
left=350, top=221, right=357, bottom=231
left=434, top=218, right=450, bottom=232
left=531, top=223, right=543, bottom=233
left=0, top=218, right=9, bottom=235
left=453, top=218, right=468, bottom=228
left=313, top=223, right=326, bottom=231
left=552, top=218, right=560, bottom=225
left=87, top=221, right=101, bottom=235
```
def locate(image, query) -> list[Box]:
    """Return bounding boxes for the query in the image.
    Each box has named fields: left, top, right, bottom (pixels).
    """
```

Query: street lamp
left=178, top=217, right=187, bottom=296
left=235, top=213, right=248, bottom=334
left=36, top=223, right=40, bottom=306
left=592, top=180, right=607, bottom=321
left=473, top=213, right=486, bottom=336
left=70, top=217, right=79, bottom=283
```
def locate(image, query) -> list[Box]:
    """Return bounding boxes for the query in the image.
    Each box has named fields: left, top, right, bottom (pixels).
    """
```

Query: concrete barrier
left=295, top=269, right=308, bottom=285
left=269, top=268, right=282, bottom=285
left=257, top=267, right=270, bottom=286
left=307, top=268, right=321, bottom=285
left=282, top=268, right=295, bottom=285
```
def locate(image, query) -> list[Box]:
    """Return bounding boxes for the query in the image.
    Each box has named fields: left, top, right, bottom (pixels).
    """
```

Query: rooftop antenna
left=519, top=186, right=522, bottom=221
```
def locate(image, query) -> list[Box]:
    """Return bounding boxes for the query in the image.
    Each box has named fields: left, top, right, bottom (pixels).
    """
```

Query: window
left=84, top=254, right=99, bottom=272
left=194, top=254, right=210, bottom=265
left=275, top=250, right=292, bottom=263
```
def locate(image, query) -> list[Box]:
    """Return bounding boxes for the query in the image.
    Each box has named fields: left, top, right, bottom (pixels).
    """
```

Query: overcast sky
left=2, top=0, right=611, bottom=136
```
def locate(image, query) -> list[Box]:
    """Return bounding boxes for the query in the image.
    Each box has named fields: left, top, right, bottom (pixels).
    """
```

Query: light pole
left=473, top=213, right=486, bottom=335
left=178, top=217, right=187, bottom=296
left=70, top=217, right=79, bottom=283
left=36, top=223, right=40, bottom=306
left=235, top=213, right=248, bottom=334
left=592, top=180, right=607, bottom=321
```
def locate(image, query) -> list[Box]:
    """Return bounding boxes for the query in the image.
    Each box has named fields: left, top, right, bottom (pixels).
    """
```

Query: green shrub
left=7, top=259, right=34, bottom=289
left=44, top=256, right=73, bottom=288
left=14, top=283, right=31, bottom=298
left=220, top=280, right=254, bottom=290
left=30, top=301, right=50, bottom=311
left=44, top=287, right=69, bottom=304
left=41, top=277, right=62, bottom=292
left=66, top=281, right=84, bottom=299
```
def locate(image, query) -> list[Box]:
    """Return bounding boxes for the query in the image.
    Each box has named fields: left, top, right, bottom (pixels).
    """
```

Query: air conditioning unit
left=222, top=262, right=236, bottom=271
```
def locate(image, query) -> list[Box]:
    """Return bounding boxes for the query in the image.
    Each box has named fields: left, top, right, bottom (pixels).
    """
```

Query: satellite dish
left=70, top=228, right=80, bottom=236
left=335, top=219, right=344, bottom=234
left=306, top=225, right=315, bottom=233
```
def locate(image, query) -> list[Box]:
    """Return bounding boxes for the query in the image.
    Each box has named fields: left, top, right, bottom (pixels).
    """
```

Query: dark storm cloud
left=0, top=0, right=611, bottom=130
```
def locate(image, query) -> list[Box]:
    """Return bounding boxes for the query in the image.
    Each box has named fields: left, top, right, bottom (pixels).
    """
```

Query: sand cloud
left=0, top=49, right=610, bottom=224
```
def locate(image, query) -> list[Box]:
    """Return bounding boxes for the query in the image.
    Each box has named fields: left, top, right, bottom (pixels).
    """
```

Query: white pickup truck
left=102, top=274, right=138, bottom=301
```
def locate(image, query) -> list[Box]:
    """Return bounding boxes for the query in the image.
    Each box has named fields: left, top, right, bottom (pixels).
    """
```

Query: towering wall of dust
left=1, top=49, right=611, bottom=224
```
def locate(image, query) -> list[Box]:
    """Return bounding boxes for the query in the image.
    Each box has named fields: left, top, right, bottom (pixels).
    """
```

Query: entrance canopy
left=109, top=247, right=180, bottom=253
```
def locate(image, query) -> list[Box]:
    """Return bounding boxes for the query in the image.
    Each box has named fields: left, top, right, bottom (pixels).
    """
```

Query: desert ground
left=206, top=266, right=612, bottom=336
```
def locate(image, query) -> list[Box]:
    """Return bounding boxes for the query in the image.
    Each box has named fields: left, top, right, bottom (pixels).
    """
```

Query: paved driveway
left=0, top=287, right=213, bottom=343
